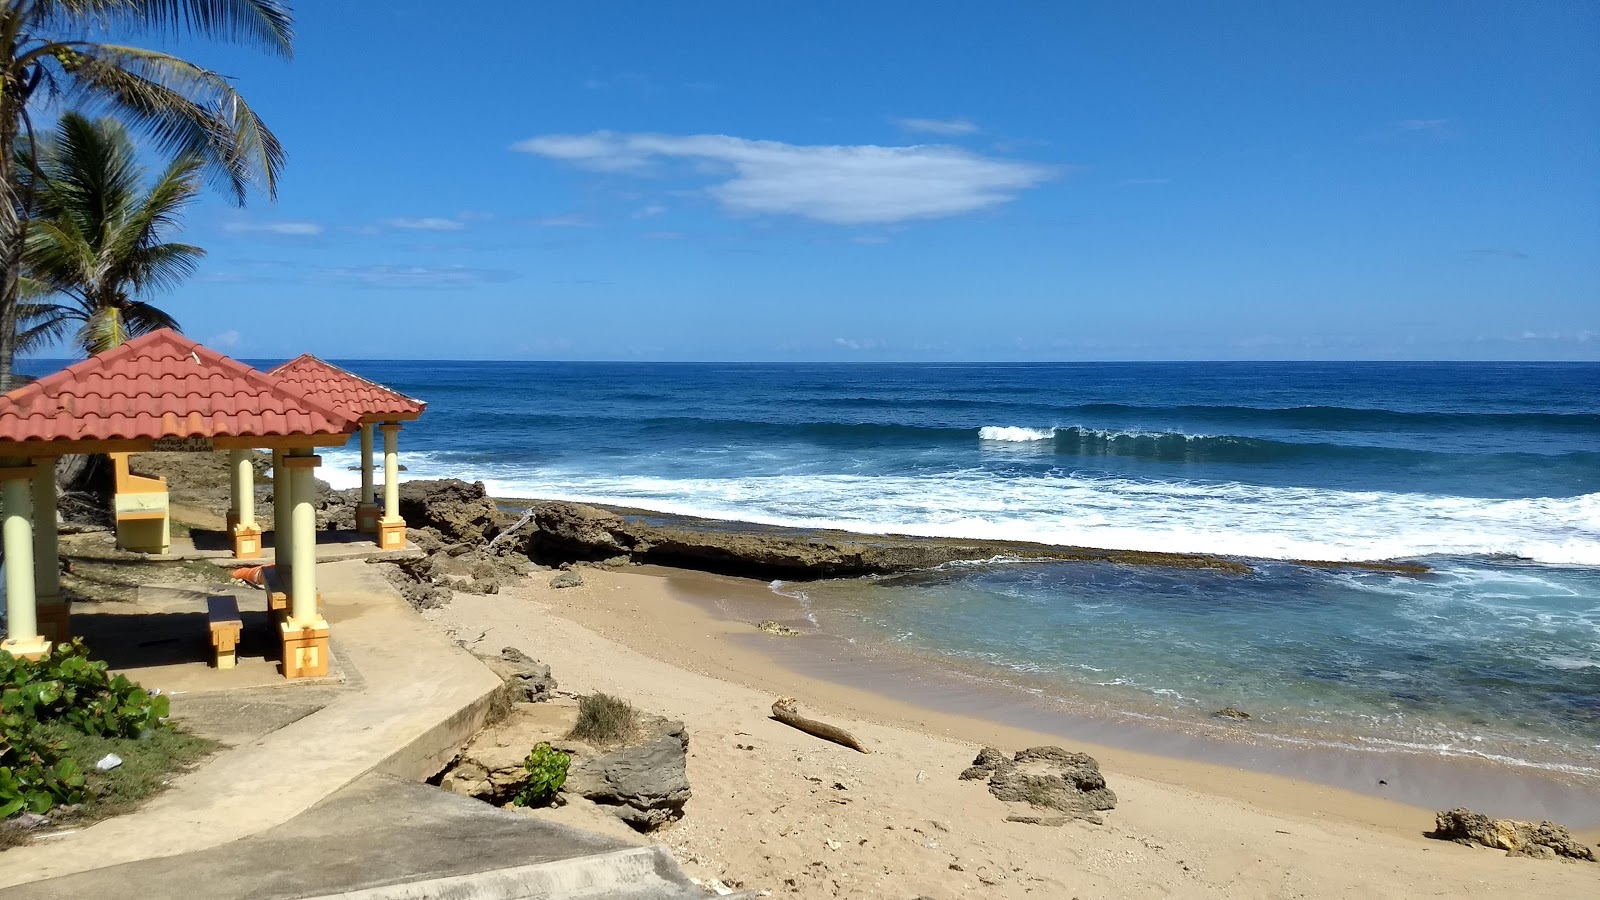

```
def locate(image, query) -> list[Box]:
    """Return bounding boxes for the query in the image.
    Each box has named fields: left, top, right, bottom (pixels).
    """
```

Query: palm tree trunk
left=0, top=86, right=23, bottom=392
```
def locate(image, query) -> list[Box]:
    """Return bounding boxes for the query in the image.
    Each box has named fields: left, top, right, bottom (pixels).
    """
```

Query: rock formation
left=1432, top=808, right=1596, bottom=861
left=961, top=746, right=1117, bottom=824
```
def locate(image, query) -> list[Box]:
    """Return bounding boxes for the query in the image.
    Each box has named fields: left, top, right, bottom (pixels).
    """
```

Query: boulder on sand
left=398, top=479, right=503, bottom=544
left=564, top=718, right=692, bottom=831
left=961, top=746, right=1117, bottom=824
left=1432, top=808, right=1596, bottom=861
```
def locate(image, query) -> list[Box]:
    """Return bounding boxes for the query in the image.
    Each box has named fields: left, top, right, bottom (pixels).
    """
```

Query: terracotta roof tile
left=266, top=354, right=426, bottom=420
left=0, top=329, right=360, bottom=446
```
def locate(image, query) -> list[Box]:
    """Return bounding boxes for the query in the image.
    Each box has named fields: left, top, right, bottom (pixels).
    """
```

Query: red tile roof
left=266, top=355, right=425, bottom=420
left=0, top=329, right=360, bottom=446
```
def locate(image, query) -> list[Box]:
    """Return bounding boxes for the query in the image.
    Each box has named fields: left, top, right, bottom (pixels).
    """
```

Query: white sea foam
left=978, top=425, right=1055, bottom=442
left=312, top=448, right=1600, bottom=567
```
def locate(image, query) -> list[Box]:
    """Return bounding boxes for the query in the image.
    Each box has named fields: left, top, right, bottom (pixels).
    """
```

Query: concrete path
left=4, top=775, right=715, bottom=900
left=0, top=560, right=503, bottom=889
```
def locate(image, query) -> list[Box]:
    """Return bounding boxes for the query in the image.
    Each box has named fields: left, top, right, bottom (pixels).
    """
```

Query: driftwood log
left=771, top=697, right=869, bottom=753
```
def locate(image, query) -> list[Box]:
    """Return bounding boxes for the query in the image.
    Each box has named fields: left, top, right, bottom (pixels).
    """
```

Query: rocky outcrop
left=1432, top=808, right=1596, bottom=861
left=564, top=718, right=692, bottom=831
left=549, top=570, right=584, bottom=589
left=438, top=702, right=691, bottom=833
left=482, top=647, right=557, bottom=704
left=961, top=746, right=1117, bottom=824
left=510, top=500, right=1254, bottom=579
left=398, top=479, right=504, bottom=544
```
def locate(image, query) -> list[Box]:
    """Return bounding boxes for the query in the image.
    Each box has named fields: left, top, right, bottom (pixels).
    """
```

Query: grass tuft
left=567, top=692, right=638, bottom=746
left=40, top=722, right=219, bottom=821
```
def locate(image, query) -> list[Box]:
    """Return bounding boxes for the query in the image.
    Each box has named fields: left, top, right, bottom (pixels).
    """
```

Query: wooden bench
left=207, top=595, right=243, bottom=670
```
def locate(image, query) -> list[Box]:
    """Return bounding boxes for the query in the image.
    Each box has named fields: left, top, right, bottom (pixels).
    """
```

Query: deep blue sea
left=34, top=357, right=1599, bottom=775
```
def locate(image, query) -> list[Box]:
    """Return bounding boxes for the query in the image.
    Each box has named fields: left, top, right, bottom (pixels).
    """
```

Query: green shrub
left=1, top=640, right=170, bottom=817
left=512, top=742, right=570, bottom=808
left=567, top=692, right=637, bottom=746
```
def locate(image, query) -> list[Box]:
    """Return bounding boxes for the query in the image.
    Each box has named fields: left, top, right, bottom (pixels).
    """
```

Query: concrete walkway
left=5, top=775, right=714, bottom=900
left=0, top=559, right=503, bottom=889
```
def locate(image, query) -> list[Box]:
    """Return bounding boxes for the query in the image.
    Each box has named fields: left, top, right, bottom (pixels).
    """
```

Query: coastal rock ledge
left=1431, top=808, right=1597, bottom=861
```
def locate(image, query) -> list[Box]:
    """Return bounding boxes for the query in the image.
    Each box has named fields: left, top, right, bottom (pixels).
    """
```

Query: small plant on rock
left=567, top=692, right=637, bottom=746
left=512, top=742, right=570, bottom=808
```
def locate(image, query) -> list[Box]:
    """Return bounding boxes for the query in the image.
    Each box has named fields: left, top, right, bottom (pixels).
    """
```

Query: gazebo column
left=279, top=449, right=329, bottom=679
left=1, top=461, right=49, bottom=661
left=355, top=423, right=379, bottom=533
left=268, top=449, right=293, bottom=620
left=31, top=462, right=68, bottom=644
left=229, top=450, right=262, bottom=560
left=376, top=422, right=406, bottom=549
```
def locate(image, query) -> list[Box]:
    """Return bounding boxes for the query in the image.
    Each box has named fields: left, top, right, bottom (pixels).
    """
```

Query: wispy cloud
left=529, top=214, right=596, bottom=228
left=1396, top=118, right=1450, bottom=132
left=633, top=204, right=667, bottom=219
left=383, top=216, right=467, bottom=231
left=513, top=131, right=1058, bottom=225
left=1470, top=248, right=1529, bottom=260
left=223, top=221, right=324, bottom=236
left=640, top=230, right=687, bottom=240
left=1119, top=177, right=1171, bottom=186
left=322, top=264, right=518, bottom=288
left=834, top=337, right=884, bottom=351
left=892, top=117, right=979, bottom=136
left=207, top=329, right=242, bottom=349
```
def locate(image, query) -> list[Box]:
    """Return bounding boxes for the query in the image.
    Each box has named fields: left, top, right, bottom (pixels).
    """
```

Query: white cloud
left=207, top=329, right=241, bottom=349
left=223, top=221, right=323, bottom=236
left=892, top=117, right=978, bottom=136
left=384, top=217, right=466, bottom=231
left=633, top=204, right=667, bottom=219
left=530, top=215, right=595, bottom=227
left=834, top=337, right=884, bottom=351
left=1396, top=118, right=1449, bottom=132
left=513, top=131, right=1057, bottom=225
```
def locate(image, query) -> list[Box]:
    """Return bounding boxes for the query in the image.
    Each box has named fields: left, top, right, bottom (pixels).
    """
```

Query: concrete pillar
left=376, top=423, right=406, bottom=549
left=272, top=449, right=292, bottom=568
left=1, top=461, right=49, bottom=660
left=355, top=423, right=378, bottom=533
left=279, top=449, right=329, bottom=679
left=230, top=450, right=261, bottom=559
left=31, top=462, right=68, bottom=643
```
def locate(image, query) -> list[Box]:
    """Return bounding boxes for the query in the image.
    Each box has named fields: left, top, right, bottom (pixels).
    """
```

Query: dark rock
left=549, top=571, right=584, bottom=589
left=397, top=479, right=503, bottom=544
left=1431, top=808, right=1596, bottom=861
left=1213, top=707, right=1252, bottom=720
left=961, top=746, right=1116, bottom=824
left=564, top=719, right=692, bottom=831
left=1005, top=814, right=1068, bottom=826
left=756, top=620, right=801, bottom=636
left=517, top=500, right=1256, bottom=580
left=483, top=647, right=557, bottom=703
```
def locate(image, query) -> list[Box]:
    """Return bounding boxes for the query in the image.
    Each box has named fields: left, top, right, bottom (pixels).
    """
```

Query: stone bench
left=207, top=595, right=243, bottom=670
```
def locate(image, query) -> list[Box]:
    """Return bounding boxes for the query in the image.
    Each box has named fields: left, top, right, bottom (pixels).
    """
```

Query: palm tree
left=0, top=1, right=293, bottom=387
left=17, top=112, right=201, bottom=355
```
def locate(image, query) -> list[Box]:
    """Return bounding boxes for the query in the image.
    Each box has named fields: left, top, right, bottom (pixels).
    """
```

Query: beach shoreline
left=425, top=565, right=1600, bottom=896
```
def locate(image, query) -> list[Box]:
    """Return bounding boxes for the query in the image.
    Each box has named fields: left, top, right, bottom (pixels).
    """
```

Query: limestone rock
left=563, top=719, right=692, bottom=831
left=531, top=503, right=631, bottom=556
left=1433, top=808, right=1596, bottom=861
left=398, top=479, right=503, bottom=544
left=484, top=647, right=557, bottom=703
left=961, top=746, right=1117, bottom=824
left=549, top=570, right=584, bottom=589
left=757, top=620, right=801, bottom=636
left=1213, top=707, right=1252, bottom=720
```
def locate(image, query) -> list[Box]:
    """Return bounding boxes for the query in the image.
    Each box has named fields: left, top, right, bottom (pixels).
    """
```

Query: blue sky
left=52, top=0, right=1599, bottom=361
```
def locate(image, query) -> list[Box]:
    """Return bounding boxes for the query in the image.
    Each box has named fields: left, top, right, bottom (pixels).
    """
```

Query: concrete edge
left=294, top=846, right=695, bottom=899
left=374, top=658, right=504, bottom=781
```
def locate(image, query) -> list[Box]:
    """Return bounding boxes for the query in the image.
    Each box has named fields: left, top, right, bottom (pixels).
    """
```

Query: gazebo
left=267, top=355, right=426, bottom=550
left=0, top=330, right=358, bottom=677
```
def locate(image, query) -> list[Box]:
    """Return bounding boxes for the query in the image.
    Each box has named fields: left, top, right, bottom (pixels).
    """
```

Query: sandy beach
left=423, top=564, right=1600, bottom=898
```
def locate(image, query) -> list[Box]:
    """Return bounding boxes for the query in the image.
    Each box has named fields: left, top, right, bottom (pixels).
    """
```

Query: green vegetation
left=512, top=742, right=571, bottom=808
left=17, top=113, right=205, bottom=356
left=0, top=1, right=293, bottom=385
left=567, top=692, right=638, bottom=747
left=39, top=722, right=215, bottom=820
left=0, top=639, right=178, bottom=818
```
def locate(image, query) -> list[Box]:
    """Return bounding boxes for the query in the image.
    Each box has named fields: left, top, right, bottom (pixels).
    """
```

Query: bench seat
left=207, top=595, right=243, bottom=669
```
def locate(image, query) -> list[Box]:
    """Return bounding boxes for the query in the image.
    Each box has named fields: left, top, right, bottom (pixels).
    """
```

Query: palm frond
left=118, top=1, right=295, bottom=57
left=61, top=43, right=283, bottom=203
left=119, top=298, right=181, bottom=336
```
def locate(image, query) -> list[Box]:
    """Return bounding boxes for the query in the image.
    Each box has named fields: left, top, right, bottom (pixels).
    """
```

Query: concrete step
left=298, top=846, right=714, bottom=900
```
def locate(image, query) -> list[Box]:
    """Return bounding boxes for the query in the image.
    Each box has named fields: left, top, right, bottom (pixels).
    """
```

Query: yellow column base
left=377, top=518, right=407, bottom=550
left=280, top=619, right=331, bottom=679
left=232, top=525, right=263, bottom=560
left=355, top=503, right=380, bottom=534
left=36, top=601, right=71, bottom=644
left=1, top=636, right=52, bottom=662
